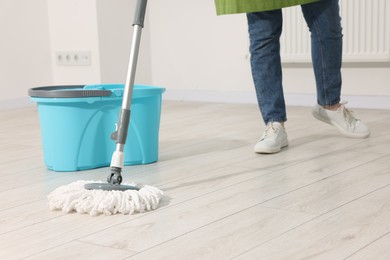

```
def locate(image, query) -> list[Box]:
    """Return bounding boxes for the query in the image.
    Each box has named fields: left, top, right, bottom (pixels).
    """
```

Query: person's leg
left=301, top=0, right=342, bottom=107
left=302, top=0, right=370, bottom=138
left=247, top=10, right=289, bottom=153
left=247, top=10, right=286, bottom=124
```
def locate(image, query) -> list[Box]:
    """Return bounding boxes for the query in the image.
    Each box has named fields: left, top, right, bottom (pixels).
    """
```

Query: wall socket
left=56, top=51, right=91, bottom=66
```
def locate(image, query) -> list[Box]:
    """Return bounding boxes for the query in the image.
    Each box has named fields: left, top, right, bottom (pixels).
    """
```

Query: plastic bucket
left=29, top=84, right=165, bottom=172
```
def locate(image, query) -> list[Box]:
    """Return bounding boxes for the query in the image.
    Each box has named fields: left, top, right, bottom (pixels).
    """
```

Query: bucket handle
left=28, top=85, right=112, bottom=98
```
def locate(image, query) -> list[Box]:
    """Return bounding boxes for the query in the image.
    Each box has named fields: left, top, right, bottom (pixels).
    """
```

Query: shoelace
left=339, top=101, right=360, bottom=125
left=261, top=123, right=278, bottom=140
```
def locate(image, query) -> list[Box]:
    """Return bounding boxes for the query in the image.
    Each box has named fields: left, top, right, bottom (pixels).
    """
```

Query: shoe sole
left=312, top=110, right=370, bottom=139
left=254, top=140, right=289, bottom=154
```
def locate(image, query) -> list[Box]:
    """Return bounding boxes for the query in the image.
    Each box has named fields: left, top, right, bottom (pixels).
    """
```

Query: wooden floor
left=1, top=101, right=390, bottom=260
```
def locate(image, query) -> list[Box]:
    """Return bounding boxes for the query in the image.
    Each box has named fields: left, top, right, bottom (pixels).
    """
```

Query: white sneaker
left=312, top=102, right=370, bottom=138
left=254, top=122, right=288, bottom=154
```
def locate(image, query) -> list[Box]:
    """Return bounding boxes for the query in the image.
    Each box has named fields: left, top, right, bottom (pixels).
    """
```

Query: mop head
left=47, top=180, right=163, bottom=216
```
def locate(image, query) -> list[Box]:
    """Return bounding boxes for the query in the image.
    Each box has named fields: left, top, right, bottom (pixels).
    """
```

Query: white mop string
left=47, top=180, right=163, bottom=216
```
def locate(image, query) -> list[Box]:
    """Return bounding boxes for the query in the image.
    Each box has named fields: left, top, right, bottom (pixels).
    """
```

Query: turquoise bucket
left=29, top=84, right=165, bottom=172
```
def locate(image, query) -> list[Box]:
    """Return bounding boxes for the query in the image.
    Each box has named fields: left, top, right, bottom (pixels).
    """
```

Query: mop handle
left=121, top=0, right=148, bottom=112
left=108, top=0, right=149, bottom=184
left=115, top=0, right=148, bottom=149
left=133, top=0, right=147, bottom=27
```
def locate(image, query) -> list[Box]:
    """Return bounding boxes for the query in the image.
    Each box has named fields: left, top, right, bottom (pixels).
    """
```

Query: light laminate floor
left=0, top=101, right=389, bottom=260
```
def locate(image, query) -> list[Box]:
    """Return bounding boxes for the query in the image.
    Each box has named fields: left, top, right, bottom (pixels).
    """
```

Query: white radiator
left=281, top=0, right=390, bottom=62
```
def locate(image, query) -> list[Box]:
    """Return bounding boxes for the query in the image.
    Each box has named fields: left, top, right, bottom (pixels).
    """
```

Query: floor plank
left=0, top=102, right=389, bottom=259
left=346, top=232, right=390, bottom=260
left=261, top=154, right=390, bottom=214
left=77, top=147, right=381, bottom=254
left=124, top=206, right=314, bottom=260
left=24, top=241, right=136, bottom=260
left=0, top=213, right=135, bottom=260
left=235, top=186, right=390, bottom=260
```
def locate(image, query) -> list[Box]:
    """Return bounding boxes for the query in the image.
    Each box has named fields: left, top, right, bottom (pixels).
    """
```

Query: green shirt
left=215, top=0, right=321, bottom=15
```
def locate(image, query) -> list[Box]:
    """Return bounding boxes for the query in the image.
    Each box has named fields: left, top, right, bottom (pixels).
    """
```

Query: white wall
left=46, top=0, right=152, bottom=85
left=148, top=0, right=253, bottom=92
left=0, top=0, right=153, bottom=111
left=148, top=0, right=390, bottom=109
left=96, top=0, right=152, bottom=85
left=1, top=0, right=389, bottom=110
left=46, top=0, right=102, bottom=85
left=0, top=0, right=53, bottom=109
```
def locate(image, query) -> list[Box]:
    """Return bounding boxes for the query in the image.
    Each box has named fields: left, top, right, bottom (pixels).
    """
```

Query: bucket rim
left=28, top=85, right=112, bottom=98
left=29, top=84, right=165, bottom=103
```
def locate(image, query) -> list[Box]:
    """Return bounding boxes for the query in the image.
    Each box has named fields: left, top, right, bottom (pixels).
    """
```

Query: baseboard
left=2, top=91, right=389, bottom=110
left=286, top=93, right=390, bottom=109
left=0, top=98, right=34, bottom=111
left=163, top=89, right=258, bottom=104
left=163, top=90, right=390, bottom=110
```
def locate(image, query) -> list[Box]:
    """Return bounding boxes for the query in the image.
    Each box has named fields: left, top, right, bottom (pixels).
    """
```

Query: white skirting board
left=2, top=92, right=390, bottom=110
left=163, top=90, right=390, bottom=110
left=0, top=98, right=34, bottom=111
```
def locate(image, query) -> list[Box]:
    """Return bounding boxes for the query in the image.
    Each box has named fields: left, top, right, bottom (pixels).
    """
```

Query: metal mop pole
left=108, top=0, right=148, bottom=186
left=83, top=0, right=147, bottom=192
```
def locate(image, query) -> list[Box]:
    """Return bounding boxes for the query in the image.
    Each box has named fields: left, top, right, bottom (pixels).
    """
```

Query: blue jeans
left=247, top=0, right=342, bottom=124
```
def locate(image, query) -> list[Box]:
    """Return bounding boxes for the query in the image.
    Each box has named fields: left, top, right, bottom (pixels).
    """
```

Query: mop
left=47, top=0, right=163, bottom=216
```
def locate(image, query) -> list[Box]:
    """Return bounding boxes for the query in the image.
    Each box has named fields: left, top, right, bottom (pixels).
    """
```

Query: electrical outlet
left=56, top=51, right=91, bottom=66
